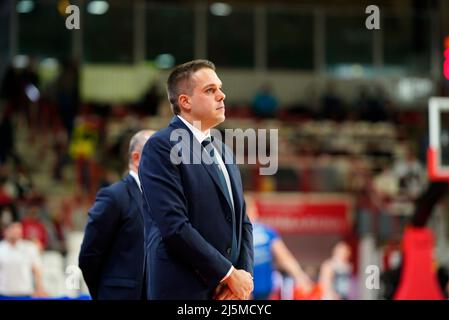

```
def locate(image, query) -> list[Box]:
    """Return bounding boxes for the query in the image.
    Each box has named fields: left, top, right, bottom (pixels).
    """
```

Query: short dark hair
left=166, top=59, right=216, bottom=115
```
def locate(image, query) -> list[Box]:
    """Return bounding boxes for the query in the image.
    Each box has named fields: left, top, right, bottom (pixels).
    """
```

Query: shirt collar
left=129, top=170, right=141, bottom=192
left=177, top=115, right=211, bottom=144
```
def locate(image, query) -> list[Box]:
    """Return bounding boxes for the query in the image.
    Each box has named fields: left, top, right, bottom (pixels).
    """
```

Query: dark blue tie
left=202, top=137, right=238, bottom=264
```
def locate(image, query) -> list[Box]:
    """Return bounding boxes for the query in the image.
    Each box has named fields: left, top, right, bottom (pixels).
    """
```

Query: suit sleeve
left=236, top=199, right=254, bottom=275
left=139, top=137, right=232, bottom=289
left=78, top=187, right=120, bottom=299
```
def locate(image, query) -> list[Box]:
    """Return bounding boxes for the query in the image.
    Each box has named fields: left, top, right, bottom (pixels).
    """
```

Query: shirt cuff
left=220, top=265, right=234, bottom=283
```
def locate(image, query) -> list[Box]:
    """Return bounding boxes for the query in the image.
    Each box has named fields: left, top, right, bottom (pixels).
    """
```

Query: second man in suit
left=79, top=129, right=154, bottom=300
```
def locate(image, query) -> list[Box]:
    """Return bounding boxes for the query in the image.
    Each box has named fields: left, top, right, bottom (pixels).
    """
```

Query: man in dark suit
left=79, top=129, right=154, bottom=300
left=139, top=60, right=254, bottom=300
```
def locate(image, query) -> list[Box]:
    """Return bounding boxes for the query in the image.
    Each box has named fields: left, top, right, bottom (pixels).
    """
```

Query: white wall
left=157, top=69, right=435, bottom=108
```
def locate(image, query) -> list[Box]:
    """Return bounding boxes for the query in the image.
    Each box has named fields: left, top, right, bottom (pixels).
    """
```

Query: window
left=0, top=4, right=9, bottom=57
left=208, top=7, right=254, bottom=68
left=267, top=10, right=314, bottom=70
left=84, top=2, right=133, bottom=63
left=145, top=4, right=194, bottom=66
left=383, top=12, right=431, bottom=74
left=18, top=0, right=71, bottom=59
left=325, top=14, right=373, bottom=68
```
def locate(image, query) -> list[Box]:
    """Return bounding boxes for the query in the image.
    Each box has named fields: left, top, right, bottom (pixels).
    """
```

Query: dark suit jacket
left=79, top=174, right=145, bottom=300
left=139, top=116, right=253, bottom=300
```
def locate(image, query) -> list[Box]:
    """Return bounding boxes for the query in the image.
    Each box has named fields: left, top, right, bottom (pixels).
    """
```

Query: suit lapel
left=125, top=174, right=143, bottom=221
left=170, top=117, right=243, bottom=254
left=170, top=116, right=235, bottom=213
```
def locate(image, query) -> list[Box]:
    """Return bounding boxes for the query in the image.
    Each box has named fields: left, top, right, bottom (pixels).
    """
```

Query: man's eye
left=206, top=88, right=214, bottom=93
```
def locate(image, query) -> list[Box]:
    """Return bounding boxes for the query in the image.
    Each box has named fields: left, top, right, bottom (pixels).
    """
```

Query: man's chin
left=211, top=115, right=225, bottom=128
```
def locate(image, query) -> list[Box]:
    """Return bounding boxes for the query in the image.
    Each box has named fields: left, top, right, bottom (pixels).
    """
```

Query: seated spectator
left=393, top=143, right=427, bottom=201
left=0, top=205, right=17, bottom=240
left=0, top=221, right=47, bottom=298
left=21, top=203, right=49, bottom=251
left=251, top=83, right=279, bottom=119
left=320, top=82, right=345, bottom=121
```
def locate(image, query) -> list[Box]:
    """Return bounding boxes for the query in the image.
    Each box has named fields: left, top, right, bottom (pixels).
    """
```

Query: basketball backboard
left=428, top=97, right=449, bottom=181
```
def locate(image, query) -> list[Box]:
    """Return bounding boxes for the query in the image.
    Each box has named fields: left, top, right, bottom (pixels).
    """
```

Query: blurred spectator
left=0, top=222, right=47, bottom=298
left=319, top=241, right=353, bottom=300
left=52, top=129, right=69, bottom=181
left=373, top=85, right=395, bottom=122
left=0, top=105, right=15, bottom=165
left=320, top=82, right=345, bottom=121
left=0, top=168, right=19, bottom=239
left=69, top=114, right=100, bottom=198
left=287, top=83, right=319, bottom=119
left=21, top=57, right=39, bottom=89
left=56, top=59, right=80, bottom=142
left=355, top=85, right=391, bottom=123
left=0, top=65, right=20, bottom=165
left=0, top=166, right=15, bottom=207
left=0, top=205, right=17, bottom=240
left=251, top=83, right=279, bottom=118
left=392, top=143, right=427, bottom=201
left=246, top=195, right=313, bottom=300
left=13, top=164, right=34, bottom=200
left=21, top=57, right=41, bottom=135
left=21, top=203, right=49, bottom=251
left=137, top=82, right=161, bottom=116
left=303, top=82, right=321, bottom=118
left=0, top=64, right=22, bottom=109
left=44, top=208, right=69, bottom=255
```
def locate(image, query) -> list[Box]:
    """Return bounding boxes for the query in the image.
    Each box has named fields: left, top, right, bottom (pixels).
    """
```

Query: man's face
left=188, top=68, right=226, bottom=130
left=5, top=223, right=23, bottom=243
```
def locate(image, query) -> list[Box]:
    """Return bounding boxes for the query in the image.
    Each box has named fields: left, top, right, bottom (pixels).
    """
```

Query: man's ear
left=178, top=94, right=191, bottom=112
left=132, top=151, right=140, bottom=165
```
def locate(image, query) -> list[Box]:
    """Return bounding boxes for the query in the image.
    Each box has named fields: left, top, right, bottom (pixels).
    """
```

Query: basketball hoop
left=427, top=97, right=449, bottom=181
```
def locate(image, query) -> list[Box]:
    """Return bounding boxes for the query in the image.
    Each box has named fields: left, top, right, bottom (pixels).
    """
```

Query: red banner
left=255, top=194, right=352, bottom=235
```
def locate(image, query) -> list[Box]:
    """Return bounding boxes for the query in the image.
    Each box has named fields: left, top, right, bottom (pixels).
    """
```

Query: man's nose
left=216, top=89, right=226, bottom=101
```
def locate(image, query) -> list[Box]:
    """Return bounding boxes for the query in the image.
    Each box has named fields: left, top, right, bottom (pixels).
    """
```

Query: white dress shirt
left=177, top=115, right=234, bottom=209
left=129, top=170, right=141, bottom=192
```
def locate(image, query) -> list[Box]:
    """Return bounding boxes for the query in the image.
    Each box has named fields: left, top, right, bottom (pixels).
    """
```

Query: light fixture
left=155, top=54, right=175, bottom=69
left=41, top=58, right=59, bottom=69
left=17, top=0, right=35, bottom=14
left=57, top=0, right=71, bottom=16
left=87, top=0, right=109, bottom=15
left=25, top=84, right=40, bottom=103
left=210, top=2, right=232, bottom=16
left=13, top=55, right=29, bottom=69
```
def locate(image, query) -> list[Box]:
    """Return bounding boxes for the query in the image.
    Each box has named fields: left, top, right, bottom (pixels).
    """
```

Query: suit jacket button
left=226, top=248, right=231, bottom=255
left=226, top=216, right=231, bottom=222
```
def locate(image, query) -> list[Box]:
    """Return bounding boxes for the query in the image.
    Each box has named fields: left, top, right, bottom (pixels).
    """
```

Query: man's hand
left=213, top=283, right=239, bottom=300
left=32, top=287, right=48, bottom=298
left=296, top=272, right=314, bottom=295
left=223, top=269, right=253, bottom=300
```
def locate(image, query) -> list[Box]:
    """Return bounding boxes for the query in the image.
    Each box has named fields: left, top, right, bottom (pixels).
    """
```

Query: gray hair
left=128, top=130, right=155, bottom=163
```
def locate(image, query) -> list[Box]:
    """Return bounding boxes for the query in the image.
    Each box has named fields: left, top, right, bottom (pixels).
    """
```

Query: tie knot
left=201, top=137, right=213, bottom=147
left=201, top=137, right=215, bottom=158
